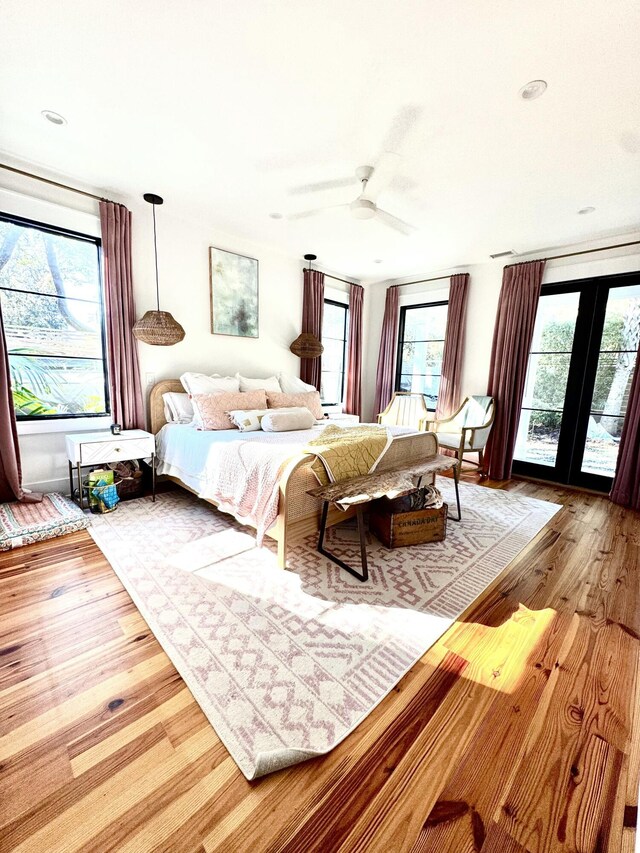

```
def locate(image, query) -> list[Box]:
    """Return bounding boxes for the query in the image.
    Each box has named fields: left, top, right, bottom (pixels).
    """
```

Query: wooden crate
left=370, top=498, right=448, bottom=548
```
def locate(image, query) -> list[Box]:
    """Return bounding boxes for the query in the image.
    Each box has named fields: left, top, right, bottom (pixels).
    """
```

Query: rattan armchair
left=377, top=392, right=432, bottom=429
left=423, top=396, right=495, bottom=474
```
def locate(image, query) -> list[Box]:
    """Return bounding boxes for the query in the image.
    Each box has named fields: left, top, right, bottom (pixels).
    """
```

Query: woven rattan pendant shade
left=290, top=333, right=324, bottom=358
left=133, top=310, right=185, bottom=346
left=133, top=193, right=185, bottom=347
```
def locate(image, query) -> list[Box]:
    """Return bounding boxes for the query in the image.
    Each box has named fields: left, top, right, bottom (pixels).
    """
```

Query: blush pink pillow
left=191, top=390, right=268, bottom=430
left=266, top=390, right=323, bottom=420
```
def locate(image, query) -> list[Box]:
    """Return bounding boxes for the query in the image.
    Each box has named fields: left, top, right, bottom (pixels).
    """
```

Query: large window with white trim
left=321, top=298, right=349, bottom=406
left=0, top=213, right=109, bottom=420
left=395, top=300, right=448, bottom=409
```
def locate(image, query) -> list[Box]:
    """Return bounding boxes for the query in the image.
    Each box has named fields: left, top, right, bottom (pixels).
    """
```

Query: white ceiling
left=1, top=0, right=639, bottom=282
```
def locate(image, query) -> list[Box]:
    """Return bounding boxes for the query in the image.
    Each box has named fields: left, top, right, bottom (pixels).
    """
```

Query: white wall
left=0, top=175, right=305, bottom=492
left=362, top=235, right=640, bottom=422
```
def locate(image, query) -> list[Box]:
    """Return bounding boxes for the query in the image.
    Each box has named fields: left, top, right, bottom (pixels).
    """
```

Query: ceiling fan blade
left=362, top=152, right=402, bottom=200
left=287, top=204, right=349, bottom=221
left=376, top=208, right=417, bottom=236
left=289, top=177, right=357, bottom=196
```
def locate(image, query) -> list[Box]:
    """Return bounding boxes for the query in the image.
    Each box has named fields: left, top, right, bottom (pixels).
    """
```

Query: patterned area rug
left=0, top=492, right=89, bottom=551
left=88, top=480, right=560, bottom=779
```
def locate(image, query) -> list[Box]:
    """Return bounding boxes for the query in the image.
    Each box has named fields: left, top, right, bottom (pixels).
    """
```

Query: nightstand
left=325, top=413, right=360, bottom=425
left=66, top=429, right=156, bottom=509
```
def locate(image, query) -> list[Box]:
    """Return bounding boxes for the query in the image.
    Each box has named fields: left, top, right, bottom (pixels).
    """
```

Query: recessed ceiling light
left=518, top=80, right=547, bottom=101
left=489, top=250, right=515, bottom=259
left=578, top=206, right=596, bottom=215
left=41, top=109, right=67, bottom=126
left=373, top=259, right=383, bottom=264
left=269, top=212, right=283, bottom=219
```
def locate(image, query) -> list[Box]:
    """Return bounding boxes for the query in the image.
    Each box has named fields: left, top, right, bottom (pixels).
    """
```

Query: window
left=395, top=300, right=448, bottom=409
left=0, top=213, right=109, bottom=420
left=513, top=273, right=640, bottom=490
left=321, top=299, right=348, bottom=406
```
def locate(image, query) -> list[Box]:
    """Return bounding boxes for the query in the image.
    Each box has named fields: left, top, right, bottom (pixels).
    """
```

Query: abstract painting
left=209, top=247, right=259, bottom=338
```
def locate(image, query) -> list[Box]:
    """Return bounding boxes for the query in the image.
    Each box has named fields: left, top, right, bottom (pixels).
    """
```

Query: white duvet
left=155, top=423, right=413, bottom=543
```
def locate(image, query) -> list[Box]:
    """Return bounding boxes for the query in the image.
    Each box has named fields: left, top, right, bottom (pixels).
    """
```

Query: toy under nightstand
left=66, top=429, right=156, bottom=509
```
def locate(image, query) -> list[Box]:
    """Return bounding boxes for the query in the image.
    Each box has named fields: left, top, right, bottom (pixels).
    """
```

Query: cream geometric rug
left=89, top=480, right=560, bottom=779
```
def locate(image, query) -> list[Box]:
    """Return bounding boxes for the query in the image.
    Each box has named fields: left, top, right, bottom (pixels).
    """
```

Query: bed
left=149, top=380, right=439, bottom=568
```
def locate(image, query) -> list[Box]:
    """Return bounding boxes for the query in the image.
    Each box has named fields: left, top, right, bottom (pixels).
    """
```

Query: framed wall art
left=209, top=246, right=259, bottom=338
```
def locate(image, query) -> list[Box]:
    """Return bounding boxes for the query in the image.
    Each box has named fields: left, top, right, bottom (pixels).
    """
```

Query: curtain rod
left=522, top=239, right=640, bottom=265
left=0, top=162, right=111, bottom=204
left=303, top=268, right=361, bottom=287
left=379, top=239, right=640, bottom=286
left=390, top=274, right=451, bottom=288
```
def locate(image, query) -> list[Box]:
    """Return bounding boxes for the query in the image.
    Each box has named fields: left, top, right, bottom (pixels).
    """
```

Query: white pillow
left=226, top=408, right=268, bottom=432
left=261, top=409, right=315, bottom=432
left=277, top=372, right=317, bottom=394
left=162, top=392, right=194, bottom=424
left=180, top=372, right=239, bottom=395
left=236, top=373, right=281, bottom=392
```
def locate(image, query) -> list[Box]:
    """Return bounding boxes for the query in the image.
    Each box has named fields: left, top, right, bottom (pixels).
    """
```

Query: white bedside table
left=325, top=413, right=360, bottom=425
left=66, top=429, right=156, bottom=509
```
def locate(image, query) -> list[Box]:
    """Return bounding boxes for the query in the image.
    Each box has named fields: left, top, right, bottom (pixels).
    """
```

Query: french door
left=513, top=271, right=640, bottom=491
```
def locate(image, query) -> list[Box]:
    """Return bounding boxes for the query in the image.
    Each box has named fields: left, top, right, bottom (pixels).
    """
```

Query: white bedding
left=155, top=423, right=414, bottom=542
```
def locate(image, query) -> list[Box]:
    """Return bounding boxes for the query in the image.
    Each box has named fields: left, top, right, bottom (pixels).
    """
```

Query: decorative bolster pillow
left=190, top=390, right=268, bottom=430
left=266, top=390, right=324, bottom=420
left=261, top=409, right=316, bottom=432
left=227, top=406, right=307, bottom=432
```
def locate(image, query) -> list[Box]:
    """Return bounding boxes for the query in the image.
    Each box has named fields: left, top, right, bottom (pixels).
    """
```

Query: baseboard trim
left=24, top=477, right=70, bottom=496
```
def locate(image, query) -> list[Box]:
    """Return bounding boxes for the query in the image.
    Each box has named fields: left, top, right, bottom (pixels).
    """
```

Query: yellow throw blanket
left=304, top=425, right=392, bottom=486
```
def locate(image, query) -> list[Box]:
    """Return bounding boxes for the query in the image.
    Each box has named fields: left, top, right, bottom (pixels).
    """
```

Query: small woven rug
left=89, top=480, right=560, bottom=779
left=0, top=492, right=89, bottom=551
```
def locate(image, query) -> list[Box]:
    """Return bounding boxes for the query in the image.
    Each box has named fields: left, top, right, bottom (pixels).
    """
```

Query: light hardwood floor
left=0, top=475, right=638, bottom=852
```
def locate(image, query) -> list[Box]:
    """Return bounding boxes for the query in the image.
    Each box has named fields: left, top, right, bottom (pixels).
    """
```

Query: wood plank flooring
left=0, top=475, right=638, bottom=852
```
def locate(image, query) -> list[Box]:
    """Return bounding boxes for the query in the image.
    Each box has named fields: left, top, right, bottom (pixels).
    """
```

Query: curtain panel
left=300, top=269, right=325, bottom=390
left=373, top=286, right=399, bottom=417
left=344, top=283, right=364, bottom=417
left=99, top=201, right=145, bottom=430
left=435, top=272, right=470, bottom=419
left=0, top=301, right=41, bottom=503
left=610, top=342, right=640, bottom=509
left=484, top=260, right=546, bottom=480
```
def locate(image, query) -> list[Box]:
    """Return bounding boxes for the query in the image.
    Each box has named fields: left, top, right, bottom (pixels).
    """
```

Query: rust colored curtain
left=373, top=286, right=399, bottom=417
left=300, top=269, right=325, bottom=390
left=100, top=201, right=145, bottom=430
left=484, top=260, right=546, bottom=480
left=610, top=344, right=640, bottom=509
left=0, top=302, right=40, bottom=503
left=344, top=283, right=363, bottom=417
left=435, top=273, right=470, bottom=419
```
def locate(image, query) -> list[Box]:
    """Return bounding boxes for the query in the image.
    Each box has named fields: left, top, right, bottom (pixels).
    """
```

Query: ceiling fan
left=287, top=153, right=417, bottom=236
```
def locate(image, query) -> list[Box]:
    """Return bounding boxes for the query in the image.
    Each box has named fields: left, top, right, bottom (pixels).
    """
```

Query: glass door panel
left=514, top=291, right=580, bottom=469
left=581, top=284, right=640, bottom=477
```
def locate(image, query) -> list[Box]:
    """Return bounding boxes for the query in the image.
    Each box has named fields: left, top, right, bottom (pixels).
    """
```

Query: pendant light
left=133, top=193, right=185, bottom=346
left=290, top=253, right=324, bottom=357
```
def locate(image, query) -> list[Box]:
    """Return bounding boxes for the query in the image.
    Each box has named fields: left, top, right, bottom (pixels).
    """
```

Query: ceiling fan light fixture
left=350, top=198, right=376, bottom=220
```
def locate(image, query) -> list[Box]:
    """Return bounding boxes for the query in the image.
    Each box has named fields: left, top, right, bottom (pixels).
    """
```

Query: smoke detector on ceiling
left=41, top=110, right=67, bottom=126
left=489, top=250, right=516, bottom=259
left=518, top=80, right=547, bottom=100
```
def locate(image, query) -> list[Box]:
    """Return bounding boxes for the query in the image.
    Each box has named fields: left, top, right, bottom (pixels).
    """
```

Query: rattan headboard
left=149, top=379, right=185, bottom=433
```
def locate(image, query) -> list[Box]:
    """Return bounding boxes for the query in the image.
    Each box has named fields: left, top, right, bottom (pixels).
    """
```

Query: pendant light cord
left=152, top=202, right=160, bottom=311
